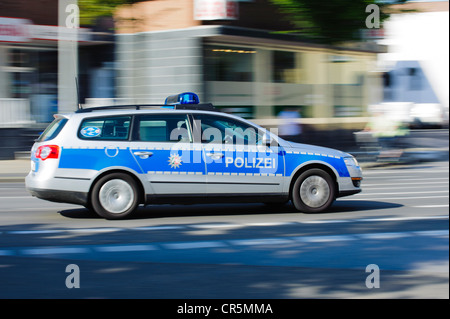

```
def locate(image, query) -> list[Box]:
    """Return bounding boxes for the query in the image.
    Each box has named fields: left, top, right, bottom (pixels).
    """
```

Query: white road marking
left=163, top=241, right=225, bottom=249
left=363, top=169, right=449, bottom=175
left=350, top=195, right=448, bottom=200
left=363, top=181, right=448, bottom=188
left=133, top=226, right=184, bottom=231
left=20, top=247, right=89, bottom=255
left=356, top=190, right=448, bottom=196
left=1, top=229, right=445, bottom=257
left=67, top=228, right=122, bottom=233
left=413, top=205, right=449, bottom=208
left=8, top=230, right=64, bottom=235
left=1, top=215, right=448, bottom=236
left=294, top=235, right=356, bottom=242
left=229, top=238, right=294, bottom=246
left=95, top=245, right=158, bottom=252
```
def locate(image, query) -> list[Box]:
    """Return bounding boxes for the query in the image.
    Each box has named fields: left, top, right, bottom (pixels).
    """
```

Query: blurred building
left=0, top=0, right=114, bottom=125
left=376, top=0, right=449, bottom=127
left=0, top=0, right=115, bottom=158
left=112, top=0, right=385, bottom=119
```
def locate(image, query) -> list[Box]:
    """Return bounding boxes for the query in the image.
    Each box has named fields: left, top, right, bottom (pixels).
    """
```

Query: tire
left=291, top=168, right=335, bottom=213
left=91, top=173, right=140, bottom=220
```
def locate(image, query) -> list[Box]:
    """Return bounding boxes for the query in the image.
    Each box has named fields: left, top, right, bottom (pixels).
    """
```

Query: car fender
left=285, top=159, right=341, bottom=195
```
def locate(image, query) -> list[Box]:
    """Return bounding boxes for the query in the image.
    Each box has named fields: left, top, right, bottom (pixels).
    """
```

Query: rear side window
left=78, top=116, right=131, bottom=140
left=37, top=118, right=68, bottom=142
left=135, top=114, right=192, bottom=142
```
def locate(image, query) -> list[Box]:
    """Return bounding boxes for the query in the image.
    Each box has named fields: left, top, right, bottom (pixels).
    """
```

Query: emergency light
left=165, top=92, right=200, bottom=105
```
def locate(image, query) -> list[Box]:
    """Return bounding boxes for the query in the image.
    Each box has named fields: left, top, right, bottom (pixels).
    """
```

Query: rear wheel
left=91, top=173, right=140, bottom=219
left=291, top=168, right=335, bottom=213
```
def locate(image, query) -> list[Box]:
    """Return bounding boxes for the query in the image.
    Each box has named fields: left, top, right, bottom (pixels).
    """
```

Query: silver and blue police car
left=25, top=93, right=362, bottom=219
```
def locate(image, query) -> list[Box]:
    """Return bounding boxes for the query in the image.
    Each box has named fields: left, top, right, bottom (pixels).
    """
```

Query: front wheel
left=91, top=173, right=140, bottom=220
left=291, top=168, right=335, bottom=213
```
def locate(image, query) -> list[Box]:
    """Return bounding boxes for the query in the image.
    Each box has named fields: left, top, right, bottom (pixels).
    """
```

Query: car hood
left=282, top=141, right=348, bottom=158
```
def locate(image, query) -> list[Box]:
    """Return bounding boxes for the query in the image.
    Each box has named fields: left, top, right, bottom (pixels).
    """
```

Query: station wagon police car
left=26, top=92, right=362, bottom=219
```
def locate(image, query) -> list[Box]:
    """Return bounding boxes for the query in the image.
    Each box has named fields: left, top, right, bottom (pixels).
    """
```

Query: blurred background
left=0, top=0, right=448, bottom=161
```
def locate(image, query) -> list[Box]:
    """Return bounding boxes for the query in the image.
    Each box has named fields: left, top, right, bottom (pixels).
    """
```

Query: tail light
left=36, top=145, right=60, bottom=160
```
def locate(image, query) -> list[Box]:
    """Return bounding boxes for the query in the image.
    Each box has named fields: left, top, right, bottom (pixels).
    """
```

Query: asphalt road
left=0, top=161, right=448, bottom=300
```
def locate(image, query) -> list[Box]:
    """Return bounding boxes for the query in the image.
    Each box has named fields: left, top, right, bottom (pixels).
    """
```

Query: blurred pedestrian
left=364, top=107, right=409, bottom=161
left=278, top=107, right=303, bottom=143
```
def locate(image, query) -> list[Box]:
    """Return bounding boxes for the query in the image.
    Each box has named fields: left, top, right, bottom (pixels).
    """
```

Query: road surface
left=0, top=161, right=448, bottom=299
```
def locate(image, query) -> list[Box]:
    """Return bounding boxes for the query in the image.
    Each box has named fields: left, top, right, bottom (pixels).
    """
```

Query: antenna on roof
left=75, top=77, right=82, bottom=110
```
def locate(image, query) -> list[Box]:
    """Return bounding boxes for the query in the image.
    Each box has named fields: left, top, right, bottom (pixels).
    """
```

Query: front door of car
left=191, top=113, right=285, bottom=197
left=130, top=113, right=206, bottom=195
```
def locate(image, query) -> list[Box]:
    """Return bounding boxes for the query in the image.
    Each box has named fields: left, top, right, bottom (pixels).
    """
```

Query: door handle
left=206, top=152, right=224, bottom=160
left=133, top=151, right=153, bottom=159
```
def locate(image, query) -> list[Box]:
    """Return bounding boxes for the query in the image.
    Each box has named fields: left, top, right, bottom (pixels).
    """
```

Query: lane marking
left=363, top=181, right=449, bottom=187
left=350, top=195, right=448, bottom=200
left=67, top=228, right=123, bottom=233
left=1, top=216, right=448, bottom=236
left=8, top=230, right=64, bottom=235
left=95, top=245, right=158, bottom=252
left=133, top=226, right=184, bottom=231
left=354, top=216, right=448, bottom=222
left=355, top=190, right=448, bottom=196
left=413, top=205, right=449, bottom=208
left=163, top=241, right=225, bottom=249
left=294, top=235, right=356, bottom=242
left=20, top=247, right=89, bottom=255
left=363, top=169, right=449, bottom=175
left=0, top=229, right=446, bottom=257
left=229, top=238, right=295, bottom=246
left=357, top=232, right=410, bottom=240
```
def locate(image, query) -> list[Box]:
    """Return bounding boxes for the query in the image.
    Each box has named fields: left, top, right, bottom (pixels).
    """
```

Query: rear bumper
left=27, top=187, right=88, bottom=206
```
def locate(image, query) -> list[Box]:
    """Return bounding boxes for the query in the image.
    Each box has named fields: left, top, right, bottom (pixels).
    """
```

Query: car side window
left=135, top=114, right=192, bottom=143
left=193, top=114, right=263, bottom=145
left=78, top=116, right=131, bottom=140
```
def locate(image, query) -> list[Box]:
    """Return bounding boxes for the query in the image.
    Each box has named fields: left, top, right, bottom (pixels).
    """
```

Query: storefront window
left=272, top=50, right=298, bottom=83
left=204, top=45, right=255, bottom=82
left=9, top=49, right=34, bottom=98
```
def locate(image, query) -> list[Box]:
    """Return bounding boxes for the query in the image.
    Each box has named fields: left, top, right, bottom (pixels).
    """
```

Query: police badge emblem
left=168, top=153, right=182, bottom=169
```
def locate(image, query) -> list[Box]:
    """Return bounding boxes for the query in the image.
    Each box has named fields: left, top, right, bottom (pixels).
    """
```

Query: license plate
left=31, top=160, right=38, bottom=172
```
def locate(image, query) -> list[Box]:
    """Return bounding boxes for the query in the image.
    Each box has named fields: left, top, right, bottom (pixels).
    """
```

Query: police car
left=25, top=92, right=362, bottom=219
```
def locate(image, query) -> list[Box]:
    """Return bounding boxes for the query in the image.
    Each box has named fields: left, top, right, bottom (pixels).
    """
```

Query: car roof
left=62, top=107, right=265, bottom=130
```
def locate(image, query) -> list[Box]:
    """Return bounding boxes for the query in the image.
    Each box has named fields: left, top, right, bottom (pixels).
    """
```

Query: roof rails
left=77, top=92, right=217, bottom=113
left=76, top=104, right=165, bottom=113
left=76, top=92, right=218, bottom=114
left=76, top=103, right=217, bottom=113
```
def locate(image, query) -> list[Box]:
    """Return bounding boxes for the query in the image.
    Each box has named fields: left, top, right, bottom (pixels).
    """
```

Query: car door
left=191, top=113, right=285, bottom=197
left=130, top=113, right=206, bottom=196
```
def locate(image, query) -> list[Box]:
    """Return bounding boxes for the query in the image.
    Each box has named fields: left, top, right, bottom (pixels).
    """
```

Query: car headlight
left=344, top=156, right=359, bottom=167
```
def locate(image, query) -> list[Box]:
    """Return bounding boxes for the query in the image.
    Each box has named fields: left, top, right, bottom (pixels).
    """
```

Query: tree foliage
left=269, top=0, right=407, bottom=45
left=78, top=0, right=143, bottom=25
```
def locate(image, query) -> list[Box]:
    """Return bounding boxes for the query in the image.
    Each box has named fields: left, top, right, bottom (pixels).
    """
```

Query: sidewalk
left=0, top=159, right=30, bottom=182
left=0, top=147, right=448, bottom=183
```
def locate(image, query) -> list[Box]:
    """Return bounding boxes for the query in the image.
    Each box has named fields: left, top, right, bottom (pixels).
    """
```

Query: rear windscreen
left=37, top=118, right=68, bottom=142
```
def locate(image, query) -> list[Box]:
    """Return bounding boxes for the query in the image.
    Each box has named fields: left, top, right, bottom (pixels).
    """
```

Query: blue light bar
left=165, top=92, right=200, bottom=105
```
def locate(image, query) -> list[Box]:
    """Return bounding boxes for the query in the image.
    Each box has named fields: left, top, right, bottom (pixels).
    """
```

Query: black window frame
left=191, top=113, right=265, bottom=146
left=132, top=113, right=194, bottom=143
left=77, top=115, right=132, bottom=141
